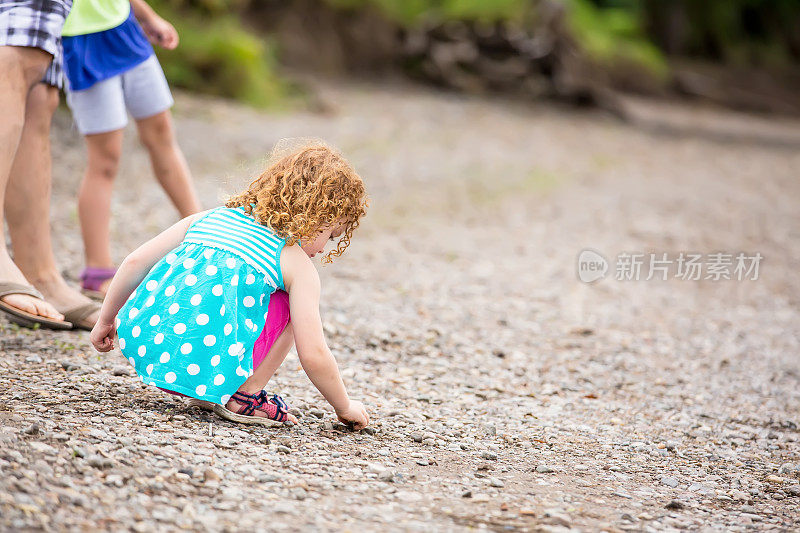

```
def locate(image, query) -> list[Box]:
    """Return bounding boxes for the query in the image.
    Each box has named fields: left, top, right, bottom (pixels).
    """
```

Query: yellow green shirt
left=62, top=0, right=131, bottom=37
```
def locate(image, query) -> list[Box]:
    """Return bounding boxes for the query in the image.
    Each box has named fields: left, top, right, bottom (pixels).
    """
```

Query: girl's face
left=301, top=222, right=346, bottom=258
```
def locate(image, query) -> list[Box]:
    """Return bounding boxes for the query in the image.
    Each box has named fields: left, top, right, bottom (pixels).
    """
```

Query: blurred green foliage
left=148, top=0, right=287, bottom=107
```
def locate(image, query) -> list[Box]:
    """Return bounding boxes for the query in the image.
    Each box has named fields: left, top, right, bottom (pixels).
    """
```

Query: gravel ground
left=1, top=80, right=799, bottom=532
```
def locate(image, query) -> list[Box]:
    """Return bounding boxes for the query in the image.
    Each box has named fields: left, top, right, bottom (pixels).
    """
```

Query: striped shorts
left=0, top=0, right=72, bottom=88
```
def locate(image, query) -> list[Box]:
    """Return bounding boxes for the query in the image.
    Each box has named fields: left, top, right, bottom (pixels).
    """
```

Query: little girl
left=90, top=142, right=369, bottom=429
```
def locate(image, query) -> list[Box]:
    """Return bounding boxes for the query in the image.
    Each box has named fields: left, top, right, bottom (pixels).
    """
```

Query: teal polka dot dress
left=116, top=207, right=286, bottom=404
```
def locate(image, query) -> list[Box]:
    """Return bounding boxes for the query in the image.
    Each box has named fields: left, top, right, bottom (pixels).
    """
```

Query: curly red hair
left=226, top=142, right=367, bottom=263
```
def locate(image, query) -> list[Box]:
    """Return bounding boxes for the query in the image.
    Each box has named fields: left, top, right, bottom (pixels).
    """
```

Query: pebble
left=481, top=451, right=498, bottom=461
left=276, top=446, right=291, bottom=454
left=489, top=477, right=504, bottom=488
left=536, top=465, right=555, bottom=473
left=660, top=476, right=679, bottom=488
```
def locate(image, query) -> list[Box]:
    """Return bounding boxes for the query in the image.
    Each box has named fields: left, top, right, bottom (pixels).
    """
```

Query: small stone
left=111, top=366, right=130, bottom=376
left=543, top=510, right=571, bottom=528
left=377, top=470, right=395, bottom=482
left=178, top=468, right=194, bottom=477
left=461, top=490, right=472, bottom=498
left=28, top=441, right=56, bottom=455
left=740, top=505, right=758, bottom=514
left=258, top=474, right=280, bottom=483
left=785, top=485, right=800, bottom=496
left=536, top=465, right=554, bottom=473
left=276, top=445, right=291, bottom=454
left=72, top=447, right=86, bottom=458
left=415, top=458, right=429, bottom=466
left=203, top=468, right=222, bottom=482
left=660, top=476, right=679, bottom=488
left=665, top=500, right=685, bottom=510
left=367, top=463, right=386, bottom=474
left=86, top=455, right=113, bottom=469
left=765, top=475, right=784, bottom=484
left=410, top=432, right=424, bottom=443
left=291, top=488, right=306, bottom=500
left=481, top=451, right=498, bottom=461
left=23, top=423, right=40, bottom=435
left=489, top=477, right=504, bottom=488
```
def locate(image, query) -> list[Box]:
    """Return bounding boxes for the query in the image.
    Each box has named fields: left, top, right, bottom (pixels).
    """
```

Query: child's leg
left=229, top=291, right=293, bottom=408
left=135, top=110, right=201, bottom=217
left=78, top=130, right=124, bottom=271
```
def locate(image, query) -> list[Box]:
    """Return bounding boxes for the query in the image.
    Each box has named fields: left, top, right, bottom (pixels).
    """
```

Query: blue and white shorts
left=66, top=55, right=174, bottom=135
left=0, top=0, right=72, bottom=88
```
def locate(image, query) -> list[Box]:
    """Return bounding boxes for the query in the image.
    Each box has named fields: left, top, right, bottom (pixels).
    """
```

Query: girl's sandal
left=212, top=391, right=293, bottom=427
left=79, top=267, right=117, bottom=301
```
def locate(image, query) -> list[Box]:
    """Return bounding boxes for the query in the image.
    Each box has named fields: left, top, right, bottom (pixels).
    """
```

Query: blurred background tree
left=145, top=0, right=800, bottom=113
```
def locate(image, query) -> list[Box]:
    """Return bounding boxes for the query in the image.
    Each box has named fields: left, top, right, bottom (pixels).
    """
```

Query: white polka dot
left=203, top=335, right=216, bottom=346
left=145, top=295, right=155, bottom=307
left=131, top=326, right=141, bottom=338
left=129, top=357, right=136, bottom=367
left=185, top=274, right=197, bottom=286
left=235, top=366, right=247, bottom=376
left=165, top=285, right=176, bottom=297
left=183, top=258, right=196, bottom=269
left=128, top=308, right=139, bottom=319
left=160, top=352, right=170, bottom=363
left=119, top=338, right=126, bottom=350
left=115, top=317, right=120, bottom=328
left=190, top=294, right=202, bottom=306
left=228, top=342, right=244, bottom=356
left=195, top=384, right=207, bottom=396
left=154, top=332, right=164, bottom=345
left=212, top=284, right=223, bottom=296
left=149, top=315, right=160, bottom=327
left=213, top=374, right=225, bottom=386
left=186, top=244, right=196, bottom=252
left=127, top=290, right=137, bottom=302
left=230, top=275, right=239, bottom=286
left=168, top=303, right=179, bottom=314
left=164, top=372, right=176, bottom=383
left=196, top=314, right=209, bottom=326
left=166, top=253, right=177, bottom=265
left=224, top=323, right=233, bottom=335
left=203, top=249, right=214, bottom=260
left=220, top=394, right=231, bottom=404
left=245, top=274, right=256, bottom=285
left=180, top=343, right=193, bottom=355
left=137, top=345, right=146, bottom=357
left=206, top=265, right=218, bottom=276
left=220, top=304, right=225, bottom=316
left=226, top=258, right=236, bottom=268
left=210, top=354, right=220, bottom=366
left=174, top=323, right=186, bottom=334
left=146, top=364, right=153, bottom=375
left=145, top=280, right=158, bottom=291
left=245, top=319, right=254, bottom=330
left=242, top=295, right=255, bottom=308
left=187, top=363, right=200, bottom=375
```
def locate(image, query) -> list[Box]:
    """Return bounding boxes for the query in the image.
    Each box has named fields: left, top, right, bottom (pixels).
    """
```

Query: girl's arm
left=130, top=0, right=179, bottom=50
left=91, top=212, right=205, bottom=352
left=281, top=245, right=369, bottom=429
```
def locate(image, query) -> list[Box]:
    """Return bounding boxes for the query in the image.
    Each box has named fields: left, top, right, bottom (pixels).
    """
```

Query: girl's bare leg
left=135, top=110, right=201, bottom=217
left=235, top=323, right=294, bottom=396
left=78, top=130, right=124, bottom=278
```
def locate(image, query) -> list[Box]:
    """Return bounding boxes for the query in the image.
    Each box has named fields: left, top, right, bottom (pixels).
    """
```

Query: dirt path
left=2, top=80, right=799, bottom=531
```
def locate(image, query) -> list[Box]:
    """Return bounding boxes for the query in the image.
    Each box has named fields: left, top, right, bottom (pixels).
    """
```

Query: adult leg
left=7, top=81, right=99, bottom=327
left=0, top=46, right=64, bottom=320
left=77, top=130, right=124, bottom=270
left=136, top=110, right=201, bottom=217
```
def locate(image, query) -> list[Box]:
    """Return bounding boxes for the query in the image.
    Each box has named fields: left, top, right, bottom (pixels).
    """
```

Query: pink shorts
left=160, top=290, right=290, bottom=397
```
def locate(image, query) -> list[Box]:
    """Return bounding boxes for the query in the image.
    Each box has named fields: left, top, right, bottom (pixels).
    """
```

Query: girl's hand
left=91, top=320, right=117, bottom=352
left=335, top=400, right=370, bottom=430
left=141, top=16, right=179, bottom=50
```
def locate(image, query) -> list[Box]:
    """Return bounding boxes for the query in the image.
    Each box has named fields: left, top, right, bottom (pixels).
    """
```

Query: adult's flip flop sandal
left=0, top=282, right=72, bottom=330
left=59, top=302, right=101, bottom=332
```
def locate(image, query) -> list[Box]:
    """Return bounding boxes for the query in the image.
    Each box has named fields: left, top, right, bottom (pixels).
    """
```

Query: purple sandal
left=80, top=267, right=117, bottom=301
left=212, top=391, right=293, bottom=426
